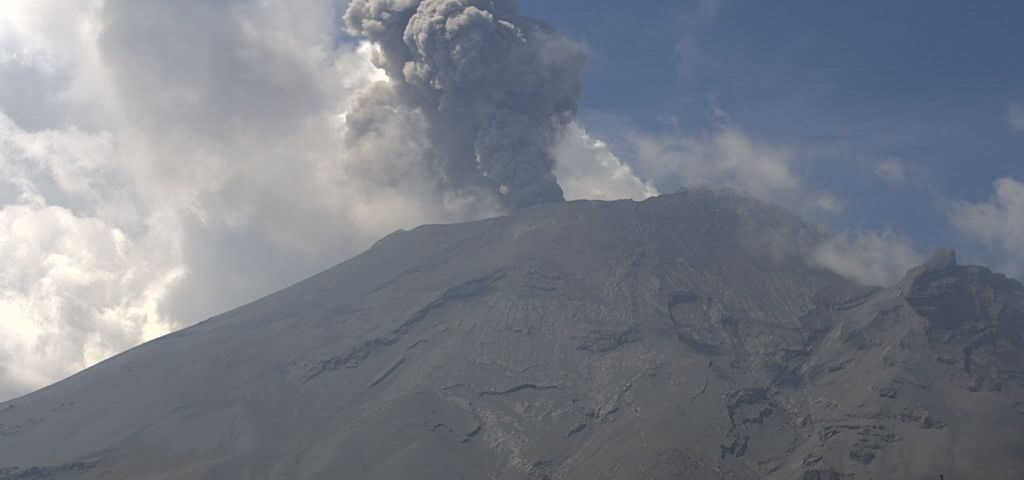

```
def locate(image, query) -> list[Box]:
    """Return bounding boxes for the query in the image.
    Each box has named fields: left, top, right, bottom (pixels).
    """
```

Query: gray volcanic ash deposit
left=1, top=190, right=1022, bottom=479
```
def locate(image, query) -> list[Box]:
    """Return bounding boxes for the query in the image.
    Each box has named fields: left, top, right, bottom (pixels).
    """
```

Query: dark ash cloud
left=344, top=0, right=587, bottom=210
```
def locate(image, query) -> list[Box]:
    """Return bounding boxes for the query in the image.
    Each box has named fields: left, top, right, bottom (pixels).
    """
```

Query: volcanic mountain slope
left=1, top=190, right=1022, bottom=480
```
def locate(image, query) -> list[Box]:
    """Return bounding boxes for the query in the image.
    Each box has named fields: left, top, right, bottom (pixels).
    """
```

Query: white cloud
left=1009, top=104, right=1024, bottom=135
left=674, top=0, right=720, bottom=79
left=0, top=113, right=185, bottom=395
left=811, top=229, right=924, bottom=286
left=552, top=123, right=658, bottom=201
left=946, top=177, right=1024, bottom=276
left=0, top=0, right=104, bottom=130
left=0, top=203, right=183, bottom=391
left=574, top=119, right=845, bottom=216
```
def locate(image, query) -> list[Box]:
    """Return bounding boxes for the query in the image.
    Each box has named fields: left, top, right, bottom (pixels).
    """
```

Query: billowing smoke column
left=345, top=0, right=587, bottom=211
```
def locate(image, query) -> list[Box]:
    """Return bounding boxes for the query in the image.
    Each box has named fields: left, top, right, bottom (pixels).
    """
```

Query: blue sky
left=524, top=0, right=1024, bottom=263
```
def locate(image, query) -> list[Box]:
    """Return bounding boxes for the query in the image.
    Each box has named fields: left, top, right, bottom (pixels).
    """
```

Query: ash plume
left=344, top=0, right=587, bottom=210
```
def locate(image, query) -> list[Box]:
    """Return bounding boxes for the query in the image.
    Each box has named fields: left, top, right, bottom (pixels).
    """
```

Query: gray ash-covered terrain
left=1, top=190, right=1022, bottom=479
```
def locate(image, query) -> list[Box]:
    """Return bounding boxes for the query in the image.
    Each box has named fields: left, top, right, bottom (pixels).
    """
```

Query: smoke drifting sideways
left=345, top=0, right=587, bottom=211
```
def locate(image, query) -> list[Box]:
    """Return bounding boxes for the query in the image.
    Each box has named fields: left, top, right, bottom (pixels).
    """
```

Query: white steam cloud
left=552, top=123, right=658, bottom=201
left=811, top=229, right=924, bottom=286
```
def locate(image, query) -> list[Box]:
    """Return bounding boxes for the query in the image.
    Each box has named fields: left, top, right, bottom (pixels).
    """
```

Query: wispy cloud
left=626, top=127, right=799, bottom=199
left=675, top=0, right=721, bottom=79
left=874, top=158, right=929, bottom=187
left=620, top=125, right=844, bottom=217
left=814, top=193, right=844, bottom=214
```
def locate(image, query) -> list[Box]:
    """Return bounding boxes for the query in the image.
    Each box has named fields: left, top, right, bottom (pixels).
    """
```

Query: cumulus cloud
left=0, top=113, right=183, bottom=393
left=0, top=204, right=182, bottom=386
left=38, top=0, right=450, bottom=328
left=946, top=177, right=1024, bottom=276
left=0, top=0, right=102, bottom=129
left=811, top=229, right=924, bottom=286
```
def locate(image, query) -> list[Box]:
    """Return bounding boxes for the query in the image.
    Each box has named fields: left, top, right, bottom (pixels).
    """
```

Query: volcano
left=1, top=190, right=1022, bottom=479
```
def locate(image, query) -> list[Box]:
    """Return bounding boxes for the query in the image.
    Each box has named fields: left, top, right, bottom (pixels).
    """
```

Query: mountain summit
left=1, top=190, right=1022, bottom=479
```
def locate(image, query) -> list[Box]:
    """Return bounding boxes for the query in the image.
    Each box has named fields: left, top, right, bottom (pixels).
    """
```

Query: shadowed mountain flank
left=1, top=190, right=1021, bottom=479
